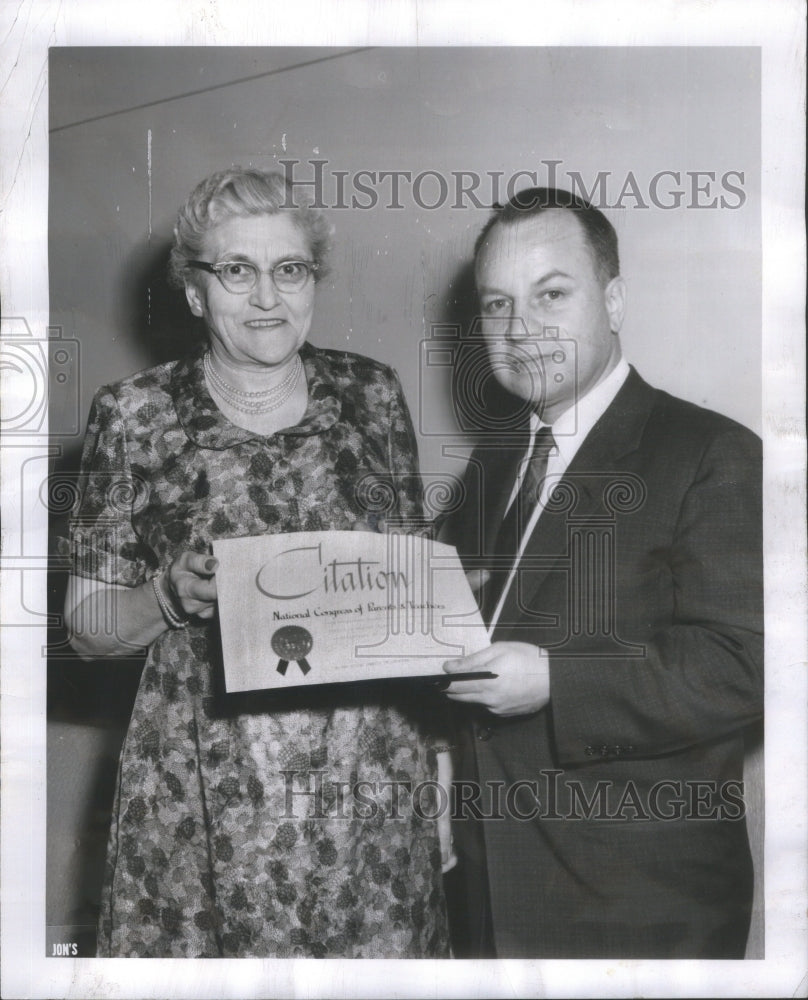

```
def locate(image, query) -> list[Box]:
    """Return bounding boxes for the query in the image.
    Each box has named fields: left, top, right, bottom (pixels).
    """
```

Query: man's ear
left=185, top=281, right=205, bottom=318
left=604, top=275, right=626, bottom=334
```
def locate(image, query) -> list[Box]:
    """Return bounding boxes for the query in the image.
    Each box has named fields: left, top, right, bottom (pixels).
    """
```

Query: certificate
left=212, top=531, right=490, bottom=692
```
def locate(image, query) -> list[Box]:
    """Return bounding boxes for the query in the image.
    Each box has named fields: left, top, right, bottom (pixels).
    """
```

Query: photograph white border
left=1, top=2, right=805, bottom=998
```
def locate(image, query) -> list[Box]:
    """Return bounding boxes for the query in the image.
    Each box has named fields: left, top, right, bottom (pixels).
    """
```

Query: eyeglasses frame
left=185, top=258, right=319, bottom=294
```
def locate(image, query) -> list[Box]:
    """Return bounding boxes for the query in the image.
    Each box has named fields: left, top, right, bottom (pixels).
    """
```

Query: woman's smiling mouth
left=245, top=318, right=285, bottom=329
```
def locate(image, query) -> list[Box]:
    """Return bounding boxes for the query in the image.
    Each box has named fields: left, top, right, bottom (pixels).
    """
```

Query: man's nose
left=504, top=312, right=532, bottom=342
left=249, top=271, right=280, bottom=309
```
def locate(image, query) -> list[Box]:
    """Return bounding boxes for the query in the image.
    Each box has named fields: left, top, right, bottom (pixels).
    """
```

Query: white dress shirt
left=489, top=358, right=631, bottom=631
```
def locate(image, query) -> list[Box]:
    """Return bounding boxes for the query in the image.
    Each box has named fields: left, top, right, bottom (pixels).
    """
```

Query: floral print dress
left=68, top=343, right=450, bottom=958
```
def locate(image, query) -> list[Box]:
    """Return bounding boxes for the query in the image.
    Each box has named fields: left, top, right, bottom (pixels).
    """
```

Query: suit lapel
left=495, top=368, right=658, bottom=629
left=474, top=435, right=531, bottom=557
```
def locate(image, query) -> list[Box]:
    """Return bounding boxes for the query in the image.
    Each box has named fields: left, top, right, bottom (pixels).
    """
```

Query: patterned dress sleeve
left=386, top=368, right=425, bottom=526
left=69, top=386, right=156, bottom=587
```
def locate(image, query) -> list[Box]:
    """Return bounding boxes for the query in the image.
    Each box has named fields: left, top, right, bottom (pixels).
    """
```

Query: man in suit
left=441, top=188, right=763, bottom=958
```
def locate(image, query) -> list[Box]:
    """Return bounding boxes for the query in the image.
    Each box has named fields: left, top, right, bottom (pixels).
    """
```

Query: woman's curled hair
left=168, top=166, right=334, bottom=289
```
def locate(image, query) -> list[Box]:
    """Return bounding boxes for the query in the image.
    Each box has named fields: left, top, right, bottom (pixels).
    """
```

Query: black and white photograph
left=1, top=3, right=805, bottom=998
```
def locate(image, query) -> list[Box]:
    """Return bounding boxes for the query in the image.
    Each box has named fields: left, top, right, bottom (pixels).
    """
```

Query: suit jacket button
left=477, top=725, right=493, bottom=742
left=599, top=746, right=610, bottom=756
left=614, top=745, right=624, bottom=756
left=625, top=746, right=635, bottom=753
left=584, top=746, right=595, bottom=756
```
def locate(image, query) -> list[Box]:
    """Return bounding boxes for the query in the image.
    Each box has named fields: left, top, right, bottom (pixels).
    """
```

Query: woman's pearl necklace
left=203, top=351, right=303, bottom=414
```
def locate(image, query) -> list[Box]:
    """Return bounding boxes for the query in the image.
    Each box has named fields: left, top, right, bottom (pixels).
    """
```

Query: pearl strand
left=203, top=351, right=303, bottom=414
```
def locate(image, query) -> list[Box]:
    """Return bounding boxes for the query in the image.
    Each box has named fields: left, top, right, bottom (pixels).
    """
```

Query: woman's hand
left=163, top=553, right=218, bottom=620
left=65, top=552, right=219, bottom=659
left=436, top=749, right=458, bottom=875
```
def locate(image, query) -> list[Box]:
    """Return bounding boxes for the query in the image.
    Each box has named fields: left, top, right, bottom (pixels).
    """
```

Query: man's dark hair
left=473, top=187, right=620, bottom=285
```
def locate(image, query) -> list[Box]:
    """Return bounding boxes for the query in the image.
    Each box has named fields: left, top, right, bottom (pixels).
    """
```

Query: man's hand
left=442, top=642, right=550, bottom=717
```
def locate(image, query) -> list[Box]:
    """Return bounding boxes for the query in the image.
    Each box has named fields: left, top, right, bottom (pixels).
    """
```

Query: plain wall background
left=46, top=45, right=762, bottom=954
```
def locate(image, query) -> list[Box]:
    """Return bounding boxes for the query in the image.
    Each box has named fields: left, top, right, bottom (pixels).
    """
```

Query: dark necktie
left=481, top=426, right=556, bottom=625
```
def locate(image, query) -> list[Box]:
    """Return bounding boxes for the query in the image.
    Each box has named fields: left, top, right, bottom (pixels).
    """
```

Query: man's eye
left=482, top=298, right=509, bottom=314
left=540, top=289, right=564, bottom=302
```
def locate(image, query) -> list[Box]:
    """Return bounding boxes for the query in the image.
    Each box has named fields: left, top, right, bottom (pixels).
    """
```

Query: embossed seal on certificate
left=271, top=625, right=313, bottom=676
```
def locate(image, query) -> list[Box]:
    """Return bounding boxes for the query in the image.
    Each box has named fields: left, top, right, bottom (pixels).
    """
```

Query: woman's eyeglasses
left=186, top=259, right=318, bottom=294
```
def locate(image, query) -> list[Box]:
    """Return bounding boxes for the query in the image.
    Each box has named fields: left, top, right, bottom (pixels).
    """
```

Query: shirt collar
left=531, top=357, right=630, bottom=463
left=170, top=342, right=342, bottom=449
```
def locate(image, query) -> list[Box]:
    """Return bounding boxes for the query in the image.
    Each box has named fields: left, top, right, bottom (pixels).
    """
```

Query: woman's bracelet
left=152, top=570, right=189, bottom=629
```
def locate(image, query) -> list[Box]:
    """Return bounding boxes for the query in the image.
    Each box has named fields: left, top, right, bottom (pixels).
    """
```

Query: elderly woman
left=65, top=167, right=450, bottom=958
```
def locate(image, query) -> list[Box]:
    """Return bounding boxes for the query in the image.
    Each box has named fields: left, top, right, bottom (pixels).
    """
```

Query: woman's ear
left=185, top=281, right=205, bottom=318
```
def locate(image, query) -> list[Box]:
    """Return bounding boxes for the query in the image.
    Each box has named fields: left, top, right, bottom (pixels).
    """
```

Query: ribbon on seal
left=271, top=625, right=313, bottom=676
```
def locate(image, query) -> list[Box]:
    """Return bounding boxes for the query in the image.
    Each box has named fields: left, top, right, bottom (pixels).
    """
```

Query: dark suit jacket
left=446, top=368, right=763, bottom=958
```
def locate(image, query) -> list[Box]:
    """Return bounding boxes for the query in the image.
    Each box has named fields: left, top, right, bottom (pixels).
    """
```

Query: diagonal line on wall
left=50, top=47, right=372, bottom=133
